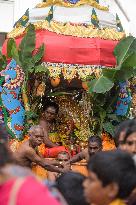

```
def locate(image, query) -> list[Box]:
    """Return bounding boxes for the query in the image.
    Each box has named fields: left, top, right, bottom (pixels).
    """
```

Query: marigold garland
left=7, top=20, right=125, bottom=41
left=42, top=62, right=111, bottom=80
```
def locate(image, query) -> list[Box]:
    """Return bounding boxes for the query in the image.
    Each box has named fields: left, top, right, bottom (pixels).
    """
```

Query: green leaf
left=7, top=38, right=17, bottom=58
left=121, top=52, right=136, bottom=69
left=115, top=53, right=136, bottom=81
left=19, top=24, right=35, bottom=63
left=88, top=76, right=114, bottom=94
left=99, top=109, right=106, bottom=122
left=6, top=38, right=21, bottom=66
left=32, top=44, right=45, bottom=64
left=23, top=59, right=35, bottom=69
left=102, top=68, right=117, bottom=81
left=25, top=111, right=38, bottom=120
left=11, top=46, right=21, bottom=66
left=103, top=122, right=115, bottom=136
left=35, top=65, right=47, bottom=73
left=114, top=36, right=136, bottom=66
left=0, top=52, right=7, bottom=70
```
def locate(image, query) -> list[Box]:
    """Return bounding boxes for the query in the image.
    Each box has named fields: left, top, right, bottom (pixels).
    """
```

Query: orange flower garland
left=102, top=132, right=116, bottom=151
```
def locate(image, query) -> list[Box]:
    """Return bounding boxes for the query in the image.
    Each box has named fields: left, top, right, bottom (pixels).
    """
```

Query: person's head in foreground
left=28, top=125, right=44, bottom=147
left=88, top=136, right=102, bottom=157
left=124, top=124, right=136, bottom=156
left=114, top=119, right=136, bottom=149
left=56, top=171, right=89, bottom=205
left=83, top=150, right=136, bottom=205
left=0, top=125, right=61, bottom=205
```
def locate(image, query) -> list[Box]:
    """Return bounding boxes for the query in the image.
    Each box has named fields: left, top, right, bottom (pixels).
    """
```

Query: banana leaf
left=7, top=38, right=17, bottom=58
left=0, top=52, right=7, bottom=70
left=7, top=38, right=21, bottom=66
left=88, top=76, right=114, bottom=93
left=19, top=24, right=35, bottom=68
left=32, top=44, right=45, bottom=64
left=88, top=36, right=136, bottom=94
left=114, top=36, right=136, bottom=66
left=34, top=65, right=47, bottom=73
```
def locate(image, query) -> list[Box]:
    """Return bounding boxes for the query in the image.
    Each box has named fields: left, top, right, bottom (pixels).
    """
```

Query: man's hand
left=61, top=163, right=71, bottom=173
left=62, top=161, right=71, bottom=167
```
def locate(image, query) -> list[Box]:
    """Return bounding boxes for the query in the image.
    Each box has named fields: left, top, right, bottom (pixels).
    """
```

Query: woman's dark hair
left=56, top=172, right=89, bottom=205
left=114, top=119, right=136, bottom=146
left=0, top=124, right=12, bottom=167
left=43, top=100, right=59, bottom=114
left=123, top=120, right=136, bottom=142
left=88, top=150, right=136, bottom=199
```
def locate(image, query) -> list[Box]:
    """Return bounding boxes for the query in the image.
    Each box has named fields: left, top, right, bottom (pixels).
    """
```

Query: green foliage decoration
left=0, top=51, right=7, bottom=71
left=88, top=36, right=136, bottom=136
left=88, top=36, right=136, bottom=94
left=5, top=24, right=46, bottom=131
left=7, top=24, right=46, bottom=80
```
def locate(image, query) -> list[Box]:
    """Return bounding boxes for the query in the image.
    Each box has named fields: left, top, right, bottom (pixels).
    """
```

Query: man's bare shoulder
left=17, top=141, right=35, bottom=155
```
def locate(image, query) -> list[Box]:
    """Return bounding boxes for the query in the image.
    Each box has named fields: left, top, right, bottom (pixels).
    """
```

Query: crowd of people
left=0, top=102, right=136, bottom=205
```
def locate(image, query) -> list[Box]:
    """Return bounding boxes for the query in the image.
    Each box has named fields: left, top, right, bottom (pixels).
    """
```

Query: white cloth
left=29, top=4, right=117, bottom=29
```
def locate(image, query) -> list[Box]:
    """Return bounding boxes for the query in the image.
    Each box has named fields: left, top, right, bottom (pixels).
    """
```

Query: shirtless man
left=14, top=125, right=68, bottom=173
left=39, top=101, right=59, bottom=147
left=66, top=136, right=102, bottom=165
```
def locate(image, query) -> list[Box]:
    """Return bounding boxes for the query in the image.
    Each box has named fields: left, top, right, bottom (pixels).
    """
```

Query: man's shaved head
left=28, top=125, right=44, bottom=147
left=29, top=125, right=44, bottom=136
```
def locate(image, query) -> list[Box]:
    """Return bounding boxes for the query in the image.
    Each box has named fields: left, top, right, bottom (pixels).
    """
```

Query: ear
left=107, top=182, right=119, bottom=199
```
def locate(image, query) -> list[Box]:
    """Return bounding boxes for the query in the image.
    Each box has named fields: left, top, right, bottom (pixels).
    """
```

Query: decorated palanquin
left=3, top=0, right=136, bottom=178
left=1, top=0, right=121, bottom=143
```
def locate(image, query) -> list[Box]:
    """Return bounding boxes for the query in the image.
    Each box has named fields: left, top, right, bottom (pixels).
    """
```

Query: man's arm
left=25, top=148, right=68, bottom=173
left=67, top=150, right=86, bottom=164
left=39, top=120, right=58, bottom=148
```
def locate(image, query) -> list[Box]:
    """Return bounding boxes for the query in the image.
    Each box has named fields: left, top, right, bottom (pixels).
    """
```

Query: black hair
left=0, top=124, right=13, bottom=167
left=87, top=150, right=136, bottom=199
left=114, top=119, right=136, bottom=146
left=88, top=136, right=102, bottom=147
left=0, top=123, right=9, bottom=142
left=43, top=100, right=59, bottom=114
left=124, top=123, right=136, bottom=143
left=56, top=171, right=89, bottom=205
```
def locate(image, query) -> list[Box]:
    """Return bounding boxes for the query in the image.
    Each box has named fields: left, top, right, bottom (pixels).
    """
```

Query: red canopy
left=2, top=29, right=118, bottom=67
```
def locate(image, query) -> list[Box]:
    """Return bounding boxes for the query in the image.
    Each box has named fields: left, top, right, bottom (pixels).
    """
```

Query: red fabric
left=44, top=146, right=70, bottom=158
left=0, top=177, right=61, bottom=205
left=2, top=30, right=118, bottom=67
